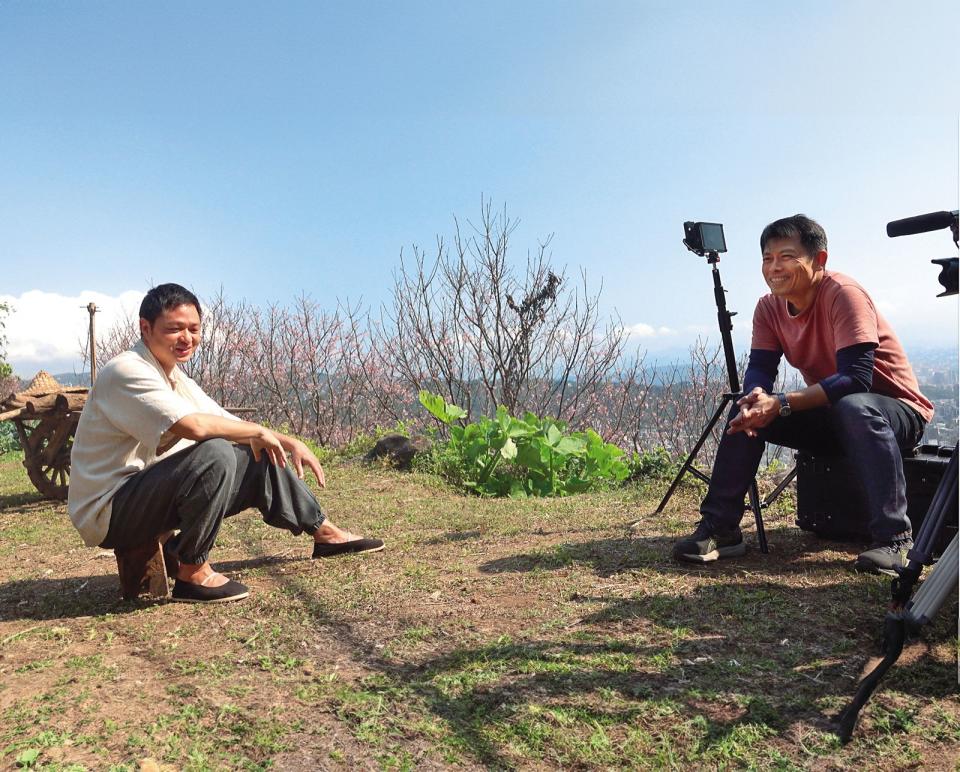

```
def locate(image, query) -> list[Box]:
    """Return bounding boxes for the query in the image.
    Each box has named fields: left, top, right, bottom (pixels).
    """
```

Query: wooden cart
left=0, top=371, right=87, bottom=500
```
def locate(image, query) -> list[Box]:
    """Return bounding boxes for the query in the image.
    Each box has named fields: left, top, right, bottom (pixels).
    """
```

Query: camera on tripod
left=683, top=221, right=727, bottom=256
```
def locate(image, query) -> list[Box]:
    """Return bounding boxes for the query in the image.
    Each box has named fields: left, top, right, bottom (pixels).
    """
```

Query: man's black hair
left=139, top=283, right=202, bottom=324
left=760, top=214, right=828, bottom=257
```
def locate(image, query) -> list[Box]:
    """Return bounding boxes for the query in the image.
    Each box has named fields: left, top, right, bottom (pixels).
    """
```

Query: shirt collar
left=133, top=339, right=182, bottom=387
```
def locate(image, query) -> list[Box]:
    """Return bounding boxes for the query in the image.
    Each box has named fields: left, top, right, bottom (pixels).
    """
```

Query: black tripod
left=835, top=210, right=959, bottom=741
left=836, top=445, right=958, bottom=741
left=652, top=248, right=770, bottom=553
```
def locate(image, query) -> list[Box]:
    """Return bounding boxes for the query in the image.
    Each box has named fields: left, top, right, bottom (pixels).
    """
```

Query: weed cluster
left=418, top=391, right=634, bottom=497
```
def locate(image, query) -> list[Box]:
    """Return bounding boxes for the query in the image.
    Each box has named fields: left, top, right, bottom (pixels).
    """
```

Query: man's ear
left=139, top=317, right=151, bottom=337
left=814, top=250, right=828, bottom=269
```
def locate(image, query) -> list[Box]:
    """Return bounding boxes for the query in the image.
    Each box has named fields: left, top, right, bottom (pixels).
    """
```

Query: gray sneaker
left=854, top=539, right=913, bottom=576
left=672, top=519, right=747, bottom=563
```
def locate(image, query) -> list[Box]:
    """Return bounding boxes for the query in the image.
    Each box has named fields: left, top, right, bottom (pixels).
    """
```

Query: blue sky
left=1, top=0, right=957, bottom=374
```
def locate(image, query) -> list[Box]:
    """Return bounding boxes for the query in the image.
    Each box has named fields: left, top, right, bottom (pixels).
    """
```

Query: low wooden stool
left=115, top=531, right=175, bottom=601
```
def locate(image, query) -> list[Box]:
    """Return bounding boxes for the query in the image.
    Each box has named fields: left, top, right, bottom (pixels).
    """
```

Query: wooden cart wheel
left=15, top=413, right=79, bottom=501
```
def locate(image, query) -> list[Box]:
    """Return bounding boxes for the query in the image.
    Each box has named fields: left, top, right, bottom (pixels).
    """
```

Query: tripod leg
left=761, top=464, right=797, bottom=509
left=747, top=480, right=768, bottom=554
left=835, top=539, right=957, bottom=743
left=836, top=454, right=957, bottom=742
left=893, top=446, right=957, bottom=608
left=903, top=532, right=958, bottom=627
left=835, top=613, right=907, bottom=743
left=908, top=447, right=957, bottom=563
left=653, top=396, right=733, bottom=515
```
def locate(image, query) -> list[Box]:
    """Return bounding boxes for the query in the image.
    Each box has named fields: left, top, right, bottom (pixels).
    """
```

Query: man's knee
left=189, top=438, right=239, bottom=476
left=833, top=393, right=881, bottom=428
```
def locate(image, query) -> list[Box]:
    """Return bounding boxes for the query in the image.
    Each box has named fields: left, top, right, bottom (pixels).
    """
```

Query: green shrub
left=0, top=421, right=20, bottom=454
left=627, top=446, right=677, bottom=482
left=418, top=391, right=629, bottom=497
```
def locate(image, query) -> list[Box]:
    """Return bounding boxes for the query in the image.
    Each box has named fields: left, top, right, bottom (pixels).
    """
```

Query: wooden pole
left=86, top=303, right=98, bottom=385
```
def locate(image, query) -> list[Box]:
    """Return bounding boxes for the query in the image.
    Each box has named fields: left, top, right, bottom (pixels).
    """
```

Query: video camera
left=886, top=209, right=959, bottom=296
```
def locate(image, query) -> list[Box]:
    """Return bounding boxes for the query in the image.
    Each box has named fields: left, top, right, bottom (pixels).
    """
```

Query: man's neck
left=786, top=273, right=825, bottom=315
left=139, top=338, right=177, bottom=381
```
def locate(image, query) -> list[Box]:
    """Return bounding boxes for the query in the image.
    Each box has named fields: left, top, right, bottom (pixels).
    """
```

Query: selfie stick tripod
left=652, top=249, right=769, bottom=553
left=836, top=444, right=958, bottom=741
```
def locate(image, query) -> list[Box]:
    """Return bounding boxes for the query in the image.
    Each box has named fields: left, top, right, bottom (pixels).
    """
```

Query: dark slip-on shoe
left=312, top=538, right=385, bottom=559
left=171, top=577, right=250, bottom=603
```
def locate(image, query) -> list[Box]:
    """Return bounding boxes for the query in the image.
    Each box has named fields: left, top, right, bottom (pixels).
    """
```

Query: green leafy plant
left=0, top=421, right=20, bottom=455
left=627, top=447, right=676, bottom=482
left=418, top=391, right=628, bottom=497
left=15, top=748, right=40, bottom=768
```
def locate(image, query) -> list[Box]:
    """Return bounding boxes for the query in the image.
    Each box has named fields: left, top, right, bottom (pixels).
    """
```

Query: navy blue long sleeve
left=743, top=343, right=875, bottom=403
left=742, top=349, right=781, bottom=395
left=820, top=342, right=876, bottom=403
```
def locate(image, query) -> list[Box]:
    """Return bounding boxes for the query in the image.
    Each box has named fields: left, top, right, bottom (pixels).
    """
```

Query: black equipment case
left=795, top=445, right=958, bottom=554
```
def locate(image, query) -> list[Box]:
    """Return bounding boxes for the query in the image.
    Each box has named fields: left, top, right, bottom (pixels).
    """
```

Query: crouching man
left=672, top=215, right=933, bottom=575
left=68, top=283, right=383, bottom=603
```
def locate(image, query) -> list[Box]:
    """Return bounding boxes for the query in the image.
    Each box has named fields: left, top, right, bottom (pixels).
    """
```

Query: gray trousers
left=100, top=439, right=326, bottom=564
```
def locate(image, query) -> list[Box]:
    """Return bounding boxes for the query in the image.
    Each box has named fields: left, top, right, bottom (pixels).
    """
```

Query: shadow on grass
left=211, top=554, right=306, bottom=573
left=0, top=574, right=150, bottom=620
left=264, top=526, right=957, bottom=766
left=0, top=554, right=305, bottom=621
left=0, top=490, right=46, bottom=510
left=425, top=529, right=483, bottom=545
left=477, top=526, right=865, bottom=578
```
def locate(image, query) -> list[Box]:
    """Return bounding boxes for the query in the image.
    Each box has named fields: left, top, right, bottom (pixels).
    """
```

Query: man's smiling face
left=139, top=303, right=201, bottom=375
left=761, top=236, right=826, bottom=312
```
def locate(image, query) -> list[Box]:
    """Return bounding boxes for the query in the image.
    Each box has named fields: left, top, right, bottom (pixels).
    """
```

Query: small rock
left=363, top=434, right=432, bottom=470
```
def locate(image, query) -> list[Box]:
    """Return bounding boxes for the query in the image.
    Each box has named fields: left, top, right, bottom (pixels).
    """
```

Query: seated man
left=672, top=214, right=933, bottom=575
left=68, top=283, right=383, bottom=603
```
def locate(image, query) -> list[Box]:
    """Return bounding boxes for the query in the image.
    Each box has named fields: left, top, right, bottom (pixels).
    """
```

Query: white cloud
left=1, top=289, right=143, bottom=376
left=624, top=322, right=676, bottom=338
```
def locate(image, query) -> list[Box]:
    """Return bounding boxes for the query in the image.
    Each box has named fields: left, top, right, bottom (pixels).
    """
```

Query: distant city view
left=908, top=346, right=959, bottom=448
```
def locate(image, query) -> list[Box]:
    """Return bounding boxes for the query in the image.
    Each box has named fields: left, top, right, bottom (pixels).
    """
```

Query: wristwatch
left=775, top=392, right=791, bottom=417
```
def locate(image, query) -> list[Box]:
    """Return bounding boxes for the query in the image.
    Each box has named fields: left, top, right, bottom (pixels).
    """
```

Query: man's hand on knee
left=290, top=439, right=326, bottom=488
left=250, top=428, right=287, bottom=468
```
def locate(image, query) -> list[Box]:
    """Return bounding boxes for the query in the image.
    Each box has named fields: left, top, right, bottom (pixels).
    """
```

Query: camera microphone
left=886, top=210, right=958, bottom=238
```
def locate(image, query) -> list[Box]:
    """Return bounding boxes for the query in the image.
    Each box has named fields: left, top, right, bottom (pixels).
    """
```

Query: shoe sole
left=171, top=591, right=250, bottom=603
left=674, top=543, right=748, bottom=563
left=853, top=562, right=900, bottom=577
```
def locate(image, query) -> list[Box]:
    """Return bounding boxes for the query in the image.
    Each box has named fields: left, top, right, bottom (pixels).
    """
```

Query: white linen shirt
left=67, top=340, right=236, bottom=547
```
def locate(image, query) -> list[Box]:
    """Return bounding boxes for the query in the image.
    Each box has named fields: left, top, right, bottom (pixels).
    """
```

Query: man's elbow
left=170, top=414, right=208, bottom=441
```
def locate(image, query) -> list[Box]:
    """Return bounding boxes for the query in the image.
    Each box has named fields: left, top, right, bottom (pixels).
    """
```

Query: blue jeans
left=701, top=393, right=925, bottom=542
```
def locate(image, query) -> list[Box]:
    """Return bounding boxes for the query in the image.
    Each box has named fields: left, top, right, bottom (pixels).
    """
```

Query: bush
left=627, top=447, right=677, bottom=482
left=0, top=421, right=19, bottom=455
left=418, top=391, right=629, bottom=497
